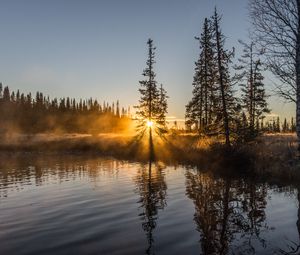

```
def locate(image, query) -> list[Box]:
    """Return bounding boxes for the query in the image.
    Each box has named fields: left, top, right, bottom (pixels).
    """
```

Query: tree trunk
left=220, top=180, right=230, bottom=254
left=204, top=50, right=209, bottom=130
left=204, top=21, right=209, bottom=129
left=297, top=0, right=300, bottom=152
left=149, top=44, right=153, bottom=122
left=149, top=127, right=154, bottom=160
left=215, top=14, right=230, bottom=147
left=249, top=44, right=254, bottom=135
left=199, top=84, right=203, bottom=133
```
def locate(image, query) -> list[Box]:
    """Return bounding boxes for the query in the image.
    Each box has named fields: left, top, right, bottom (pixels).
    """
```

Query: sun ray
left=146, top=120, right=153, bottom=128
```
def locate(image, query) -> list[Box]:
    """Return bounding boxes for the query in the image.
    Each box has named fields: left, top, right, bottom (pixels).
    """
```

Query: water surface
left=0, top=155, right=299, bottom=254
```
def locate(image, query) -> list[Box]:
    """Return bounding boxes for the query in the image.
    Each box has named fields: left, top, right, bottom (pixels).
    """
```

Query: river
left=0, top=155, right=299, bottom=254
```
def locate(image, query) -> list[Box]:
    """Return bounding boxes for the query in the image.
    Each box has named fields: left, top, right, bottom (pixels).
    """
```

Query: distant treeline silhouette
left=0, top=84, right=132, bottom=134
left=263, top=116, right=296, bottom=133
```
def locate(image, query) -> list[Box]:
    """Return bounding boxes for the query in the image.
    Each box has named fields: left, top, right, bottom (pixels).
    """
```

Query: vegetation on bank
left=0, top=5, right=299, bottom=188
left=0, top=133, right=298, bottom=184
left=0, top=84, right=132, bottom=134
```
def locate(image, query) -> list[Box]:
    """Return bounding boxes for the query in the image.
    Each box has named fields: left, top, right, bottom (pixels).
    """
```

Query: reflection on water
left=0, top=155, right=299, bottom=254
left=0, top=156, right=122, bottom=198
left=134, top=161, right=167, bottom=255
left=186, top=172, right=269, bottom=254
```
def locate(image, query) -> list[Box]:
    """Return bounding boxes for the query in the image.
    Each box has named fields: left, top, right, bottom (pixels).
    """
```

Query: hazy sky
left=0, top=0, right=294, bottom=121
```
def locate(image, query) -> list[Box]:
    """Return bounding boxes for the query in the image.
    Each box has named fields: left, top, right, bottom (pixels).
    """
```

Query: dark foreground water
left=0, top=155, right=299, bottom=255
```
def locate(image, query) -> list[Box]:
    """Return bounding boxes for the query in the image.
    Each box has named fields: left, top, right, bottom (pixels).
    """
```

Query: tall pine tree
left=136, top=39, right=168, bottom=138
left=234, top=41, right=269, bottom=138
left=213, top=8, right=236, bottom=147
left=156, top=84, right=168, bottom=134
left=186, top=18, right=217, bottom=134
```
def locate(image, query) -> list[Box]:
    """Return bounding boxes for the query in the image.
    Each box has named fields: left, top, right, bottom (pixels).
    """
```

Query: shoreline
left=0, top=133, right=299, bottom=186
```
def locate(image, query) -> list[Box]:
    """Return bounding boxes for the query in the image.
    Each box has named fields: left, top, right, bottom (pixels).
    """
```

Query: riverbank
left=0, top=132, right=299, bottom=185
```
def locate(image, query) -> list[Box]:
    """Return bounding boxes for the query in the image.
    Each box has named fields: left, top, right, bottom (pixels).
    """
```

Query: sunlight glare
left=146, top=120, right=153, bottom=128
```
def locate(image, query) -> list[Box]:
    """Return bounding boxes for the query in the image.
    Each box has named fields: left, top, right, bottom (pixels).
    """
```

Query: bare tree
left=249, top=0, right=300, bottom=149
left=249, top=0, right=298, bottom=102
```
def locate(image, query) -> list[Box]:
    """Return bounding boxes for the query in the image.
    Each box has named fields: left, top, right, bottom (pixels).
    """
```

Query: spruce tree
left=253, top=60, right=270, bottom=129
left=213, top=9, right=236, bottom=147
left=292, top=117, right=296, bottom=132
left=186, top=18, right=217, bottom=134
left=156, top=84, right=168, bottom=134
left=282, top=118, right=288, bottom=133
left=3, top=87, right=10, bottom=102
left=276, top=117, right=280, bottom=133
left=116, top=100, right=120, bottom=118
left=136, top=39, right=168, bottom=138
left=234, top=41, right=269, bottom=137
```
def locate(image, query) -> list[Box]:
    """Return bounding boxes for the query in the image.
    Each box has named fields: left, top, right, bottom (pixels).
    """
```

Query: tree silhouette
left=213, top=8, right=236, bottom=147
left=186, top=17, right=217, bottom=134
left=249, top=0, right=300, bottom=148
left=156, top=84, right=168, bottom=134
left=0, top=85, right=130, bottom=134
left=135, top=39, right=168, bottom=140
left=134, top=162, right=167, bottom=255
left=185, top=170, right=269, bottom=254
left=234, top=41, right=270, bottom=138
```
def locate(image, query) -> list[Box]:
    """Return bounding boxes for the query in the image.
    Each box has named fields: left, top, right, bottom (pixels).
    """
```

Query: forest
left=0, top=84, right=132, bottom=134
left=2, top=1, right=300, bottom=255
left=0, top=3, right=299, bottom=179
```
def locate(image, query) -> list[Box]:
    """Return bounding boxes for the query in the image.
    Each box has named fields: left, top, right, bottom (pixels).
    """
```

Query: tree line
left=136, top=9, right=270, bottom=146
left=1, top=1, right=298, bottom=145
left=185, top=9, right=269, bottom=144
left=264, top=117, right=296, bottom=133
left=136, top=5, right=298, bottom=147
left=0, top=84, right=131, bottom=134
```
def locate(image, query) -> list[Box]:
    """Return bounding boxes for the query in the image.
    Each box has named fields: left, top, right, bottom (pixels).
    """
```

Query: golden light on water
left=146, top=120, right=153, bottom=128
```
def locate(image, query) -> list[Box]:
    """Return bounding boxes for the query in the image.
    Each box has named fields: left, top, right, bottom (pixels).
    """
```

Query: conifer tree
left=213, top=9, right=236, bottom=147
left=128, top=106, right=131, bottom=117
left=116, top=100, right=120, bottom=118
left=186, top=18, right=217, bottom=134
left=292, top=117, right=297, bottom=132
left=136, top=39, right=168, bottom=137
left=276, top=117, right=280, bottom=132
left=3, top=87, right=10, bottom=102
left=234, top=41, right=269, bottom=137
left=156, top=84, right=168, bottom=134
left=282, top=118, right=288, bottom=133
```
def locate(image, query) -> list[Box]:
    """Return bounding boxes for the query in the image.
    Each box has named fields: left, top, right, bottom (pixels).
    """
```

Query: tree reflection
left=185, top=170, right=269, bottom=254
left=134, top=161, right=167, bottom=255
left=0, top=155, right=123, bottom=197
left=236, top=182, right=268, bottom=253
left=296, top=188, right=300, bottom=254
left=279, top=186, right=300, bottom=254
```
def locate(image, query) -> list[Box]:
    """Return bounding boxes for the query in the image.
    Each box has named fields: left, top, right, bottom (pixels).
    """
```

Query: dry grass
left=244, top=133, right=300, bottom=184
left=0, top=132, right=299, bottom=185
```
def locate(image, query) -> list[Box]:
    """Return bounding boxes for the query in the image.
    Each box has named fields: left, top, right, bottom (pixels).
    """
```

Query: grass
left=0, top=132, right=299, bottom=185
left=246, top=133, right=300, bottom=184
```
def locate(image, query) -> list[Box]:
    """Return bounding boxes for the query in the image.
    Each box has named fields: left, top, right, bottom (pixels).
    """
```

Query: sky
left=0, top=0, right=295, bottom=122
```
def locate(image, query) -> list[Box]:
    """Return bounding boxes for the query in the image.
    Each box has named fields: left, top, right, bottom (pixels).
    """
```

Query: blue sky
left=0, top=0, right=294, bottom=121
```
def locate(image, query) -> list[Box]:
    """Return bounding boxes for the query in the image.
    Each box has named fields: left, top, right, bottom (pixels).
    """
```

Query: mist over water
left=0, top=156, right=299, bottom=255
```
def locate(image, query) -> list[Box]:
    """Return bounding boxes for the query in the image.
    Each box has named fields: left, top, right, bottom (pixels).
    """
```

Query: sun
left=146, top=120, right=153, bottom=128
